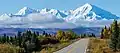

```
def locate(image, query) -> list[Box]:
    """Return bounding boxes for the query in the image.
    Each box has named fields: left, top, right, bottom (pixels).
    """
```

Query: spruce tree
left=6, top=36, right=9, bottom=42
left=110, top=20, right=119, bottom=51
left=26, top=30, right=32, bottom=39
left=36, top=31, right=39, bottom=36
left=91, top=33, right=95, bottom=37
left=17, top=31, right=22, bottom=47
left=0, top=36, right=1, bottom=43
left=3, top=34, right=7, bottom=43
left=32, top=32, right=37, bottom=42
left=10, top=37, right=13, bottom=43
left=42, top=31, right=46, bottom=35
left=117, top=24, right=120, bottom=50
left=103, top=26, right=109, bottom=39
left=101, top=28, right=104, bottom=39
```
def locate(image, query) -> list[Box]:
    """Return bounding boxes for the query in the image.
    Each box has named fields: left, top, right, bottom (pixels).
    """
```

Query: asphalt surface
left=54, top=38, right=89, bottom=53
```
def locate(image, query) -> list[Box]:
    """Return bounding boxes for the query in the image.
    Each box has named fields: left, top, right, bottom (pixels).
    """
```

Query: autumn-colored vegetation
left=0, top=44, right=24, bottom=53
left=0, top=29, right=80, bottom=53
left=87, top=38, right=112, bottom=53
left=88, top=20, right=120, bottom=53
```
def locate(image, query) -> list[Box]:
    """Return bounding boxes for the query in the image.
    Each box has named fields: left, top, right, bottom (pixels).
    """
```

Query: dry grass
left=87, top=38, right=113, bottom=53
left=0, top=44, right=23, bottom=53
left=39, top=39, right=79, bottom=53
left=39, top=41, right=71, bottom=53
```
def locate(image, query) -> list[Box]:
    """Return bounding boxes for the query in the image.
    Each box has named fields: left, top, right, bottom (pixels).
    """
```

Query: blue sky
left=0, top=0, right=120, bottom=16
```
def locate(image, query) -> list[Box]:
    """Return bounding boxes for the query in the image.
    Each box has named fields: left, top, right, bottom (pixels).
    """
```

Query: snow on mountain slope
left=91, top=4, right=119, bottom=19
left=1, top=3, right=118, bottom=20
left=0, top=14, right=10, bottom=20
left=65, top=3, right=119, bottom=22
left=0, top=3, right=119, bottom=28
left=40, top=8, right=68, bottom=18
left=13, top=7, right=40, bottom=17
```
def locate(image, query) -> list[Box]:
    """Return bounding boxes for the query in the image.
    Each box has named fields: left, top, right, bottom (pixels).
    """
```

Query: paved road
left=54, top=38, right=89, bottom=53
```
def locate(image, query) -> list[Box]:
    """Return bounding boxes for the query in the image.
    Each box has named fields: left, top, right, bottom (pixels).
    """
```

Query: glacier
left=0, top=3, right=119, bottom=28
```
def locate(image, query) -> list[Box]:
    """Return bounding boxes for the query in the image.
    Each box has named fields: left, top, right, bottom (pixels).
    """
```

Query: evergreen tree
left=3, top=34, right=7, bottom=43
left=32, top=32, right=37, bottom=42
left=84, top=34, right=86, bottom=38
left=33, top=32, right=37, bottom=38
left=80, top=34, right=84, bottom=38
left=45, top=33, right=49, bottom=37
left=101, top=26, right=111, bottom=39
left=108, top=27, right=112, bottom=38
left=26, top=30, right=32, bottom=39
left=6, top=36, right=9, bottom=42
left=36, top=31, right=39, bottom=36
left=42, top=31, right=46, bottom=35
left=0, top=36, right=2, bottom=43
left=117, top=24, right=120, bottom=50
left=110, top=20, right=119, bottom=51
left=48, top=34, right=51, bottom=37
left=17, top=31, right=22, bottom=47
left=14, top=35, right=17, bottom=40
left=34, top=36, right=41, bottom=52
left=91, top=33, right=95, bottom=37
left=103, top=26, right=109, bottom=39
left=101, top=28, right=104, bottom=39
left=10, top=37, right=13, bottom=43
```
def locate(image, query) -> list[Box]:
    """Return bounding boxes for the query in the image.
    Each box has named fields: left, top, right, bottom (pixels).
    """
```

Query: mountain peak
left=81, top=3, right=92, bottom=9
left=22, top=7, right=30, bottom=9
left=19, top=7, right=32, bottom=12
left=41, top=8, right=51, bottom=12
left=72, top=3, right=93, bottom=17
left=66, top=3, right=119, bottom=22
left=84, top=3, right=92, bottom=6
left=15, top=7, right=40, bottom=16
left=0, top=14, right=9, bottom=17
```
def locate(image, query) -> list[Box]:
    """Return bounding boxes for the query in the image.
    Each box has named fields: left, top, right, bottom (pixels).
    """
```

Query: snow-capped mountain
left=66, top=3, right=119, bottom=22
left=0, top=14, right=10, bottom=20
left=9, top=7, right=40, bottom=17
left=1, top=3, right=118, bottom=20
left=0, top=3, right=119, bottom=28
left=40, top=8, right=68, bottom=18
left=16, top=7, right=40, bottom=16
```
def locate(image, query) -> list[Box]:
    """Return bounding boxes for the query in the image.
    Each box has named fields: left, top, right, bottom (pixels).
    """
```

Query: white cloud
left=27, top=13, right=63, bottom=23
left=0, top=13, right=117, bottom=28
left=0, top=13, right=77, bottom=28
left=73, top=19, right=114, bottom=27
